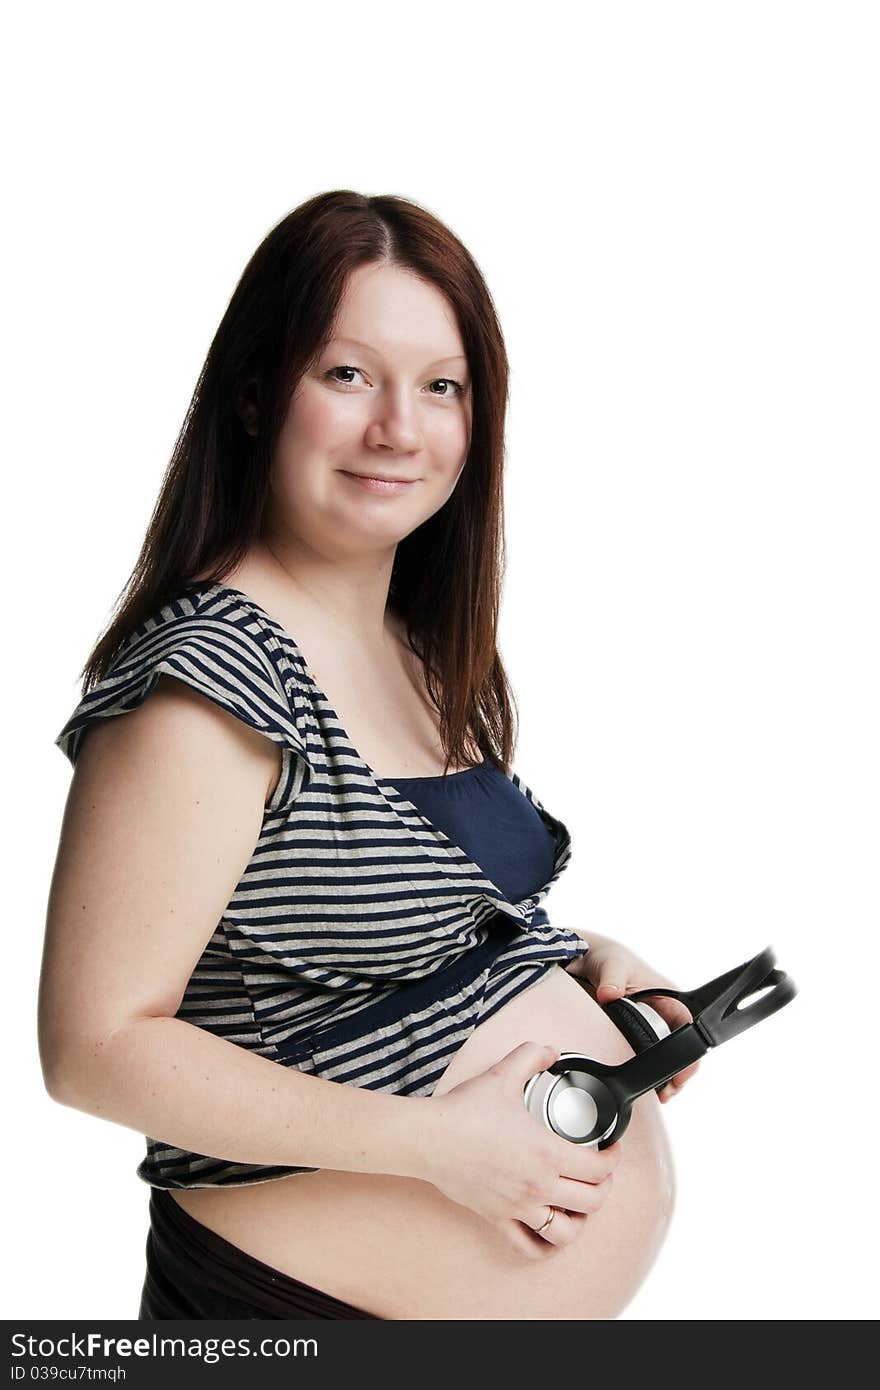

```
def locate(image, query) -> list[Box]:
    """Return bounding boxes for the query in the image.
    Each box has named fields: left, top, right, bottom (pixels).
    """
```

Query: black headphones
left=523, top=945, right=796, bottom=1147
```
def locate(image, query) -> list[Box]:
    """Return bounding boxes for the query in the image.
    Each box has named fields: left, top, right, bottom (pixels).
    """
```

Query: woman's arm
left=41, top=676, right=434, bottom=1182
left=46, top=1008, right=433, bottom=1180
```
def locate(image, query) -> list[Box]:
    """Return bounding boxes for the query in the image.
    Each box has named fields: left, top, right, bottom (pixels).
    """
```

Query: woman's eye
left=325, top=365, right=364, bottom=387
left=428, top=378, right=467, bottom=398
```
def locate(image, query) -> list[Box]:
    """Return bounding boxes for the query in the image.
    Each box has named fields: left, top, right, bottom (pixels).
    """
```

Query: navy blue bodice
left=387, top=759, right=556, bottom=924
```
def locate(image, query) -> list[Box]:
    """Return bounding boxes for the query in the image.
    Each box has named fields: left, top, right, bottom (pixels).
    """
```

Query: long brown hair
left=77, top=189, right=519, bottom=775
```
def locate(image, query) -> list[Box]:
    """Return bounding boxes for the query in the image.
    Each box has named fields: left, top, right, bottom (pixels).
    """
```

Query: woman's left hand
left=564, top=933, right=701, bottom=1103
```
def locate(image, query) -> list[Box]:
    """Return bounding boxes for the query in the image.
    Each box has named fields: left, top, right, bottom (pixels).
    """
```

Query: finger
left=596, top=982, right=626, bottom=1000
left=659, top=1067, right=699, bottom=1101
left=522, top=1207, right=590, bottom=1249
left=652, top=998, right=694, bottom=1030
left=593, top=958, right=631, bottom=999
left=675, top=1060, right=701, bottom=1084
left=667, top=1059, right=701, bottom=1088
left=551, top=1171, right=616, bottom=1216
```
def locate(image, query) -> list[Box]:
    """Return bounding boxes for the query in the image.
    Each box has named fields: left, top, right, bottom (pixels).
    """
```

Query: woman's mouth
left=339, top=471, right=417, bottom=495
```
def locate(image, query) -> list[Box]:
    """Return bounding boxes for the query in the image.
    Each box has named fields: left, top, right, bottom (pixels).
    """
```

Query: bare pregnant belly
left=169, top=964, right=676, bottom=1320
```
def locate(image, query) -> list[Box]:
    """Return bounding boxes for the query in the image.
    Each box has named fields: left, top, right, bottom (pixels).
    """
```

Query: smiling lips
left=340, top=471, right=417, bottom=494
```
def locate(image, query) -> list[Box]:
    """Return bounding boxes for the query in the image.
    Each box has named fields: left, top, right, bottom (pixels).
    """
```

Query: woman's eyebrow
left=328, top=336, right=468, bottom=369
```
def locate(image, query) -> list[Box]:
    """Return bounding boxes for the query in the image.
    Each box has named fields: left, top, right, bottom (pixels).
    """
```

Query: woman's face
left=266, top=261, right=473, bottom=559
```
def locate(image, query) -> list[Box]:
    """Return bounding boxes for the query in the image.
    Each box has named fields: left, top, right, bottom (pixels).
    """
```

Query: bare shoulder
left=154, top=674, right=283, bottom=805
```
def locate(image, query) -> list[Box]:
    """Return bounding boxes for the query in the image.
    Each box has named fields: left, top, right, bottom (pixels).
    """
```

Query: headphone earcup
left=603, top=997, right=671, bottom=1096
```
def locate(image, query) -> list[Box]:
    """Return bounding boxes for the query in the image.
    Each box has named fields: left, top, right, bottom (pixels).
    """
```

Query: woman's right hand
left=420, top=1041, right=623, bottom=1257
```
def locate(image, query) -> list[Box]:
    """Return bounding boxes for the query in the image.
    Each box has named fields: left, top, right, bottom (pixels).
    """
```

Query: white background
left=7, top=0, right=877, bottom=1321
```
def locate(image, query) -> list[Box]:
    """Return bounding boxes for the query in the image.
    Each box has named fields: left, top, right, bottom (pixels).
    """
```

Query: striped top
left=54, top=582, right=590, bottom=1190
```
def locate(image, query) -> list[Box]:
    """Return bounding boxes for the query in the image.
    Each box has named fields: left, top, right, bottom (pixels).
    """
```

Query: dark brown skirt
left=138, top=1186, right=381, bottom=1320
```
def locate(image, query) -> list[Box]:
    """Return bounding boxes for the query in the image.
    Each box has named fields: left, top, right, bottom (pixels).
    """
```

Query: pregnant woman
left=41, top=190, right=698, bottom=1321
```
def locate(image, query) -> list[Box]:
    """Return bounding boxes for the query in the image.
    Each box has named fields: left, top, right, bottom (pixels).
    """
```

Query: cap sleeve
left=54, top=599, right=313, bottom=816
